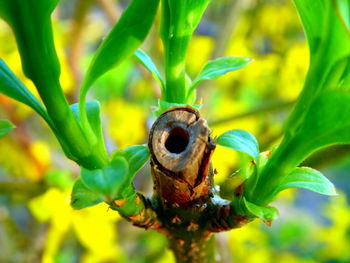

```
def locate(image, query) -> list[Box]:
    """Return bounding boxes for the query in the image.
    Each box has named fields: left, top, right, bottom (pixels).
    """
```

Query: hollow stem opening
left=165, top=127, right=189, bottom=154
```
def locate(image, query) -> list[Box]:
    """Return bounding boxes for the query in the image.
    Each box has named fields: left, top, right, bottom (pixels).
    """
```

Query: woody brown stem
left=147, top=106, right=216, bottom=262
left=109, top=193, right=160, bottom=230
left=113, top=106, right=251, bottom=262
left=149, top=106, right=215, bottom=206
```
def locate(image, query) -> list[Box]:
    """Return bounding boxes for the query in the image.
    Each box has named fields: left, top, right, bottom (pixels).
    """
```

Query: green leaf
left=294, top=91, right=350, bottom=159
left=251, top=90, right=350, bottom=205
left=80, top=0, right=160, bottom=100
left=80, top=156, right=129, bottom=199
left=71, top=178, right=104, bottom=209
left=243, top=198, right=279, bottom=221
left=0, top=59, right=87, bottom=163
left=0, top=0, right=91, bottom=161
left=0, top=59, right=53, bottom=126
left=134, top=49, right=165, bottom=91
left=292, top=0, right=328, bottom=53
left=217, top=129, right=260, bottom=162
left=0, top=119, right=15, bottom=138
left=0, top=0, right=61, bottom=94
left=332, top=0, right=350, bottom=34
left=111, top=145, right=150, bottom=194
left=275, top=167, right=337, bottom=196
left=189, top=57, right=252, bottom=97
left=79, top=0, right=159, bottom=140
left=286, top=0, right=350, bottom=135
left=70, top=101, right=108, bottom=163
left=123, top=145, right=150, bottom=177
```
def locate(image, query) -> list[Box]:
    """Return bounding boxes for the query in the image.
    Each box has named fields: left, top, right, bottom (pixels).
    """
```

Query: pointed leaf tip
left=217, top=129, right=260, bottom=162
left=243, top=198, right=279, bottom=221
left=189, top=56, right=252, bottom=94
left=80, top=156, right=129, bottom=199
left=71, top=179, right=104, bottom=209
left=275, top=167, right=338, bottom=196
left=0, top=119, right=15, bottom=138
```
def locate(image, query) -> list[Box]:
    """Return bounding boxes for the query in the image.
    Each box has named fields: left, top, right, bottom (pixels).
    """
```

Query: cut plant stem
left=110, top=107, right=251, bottom=262
left=145, top=106, right=249, bottom=262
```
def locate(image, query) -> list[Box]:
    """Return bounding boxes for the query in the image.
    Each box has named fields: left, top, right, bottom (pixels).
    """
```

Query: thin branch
left=208, top=100, right=294, bottom=126
left=109, top=193, right=160, bottom=230
left=0, top=177, right=45, bottom=196
left=211, top=0, right=252, bottom=59
left=95, top=0, right=121, bottom=24
left=68, top=0, right=94, bottom=91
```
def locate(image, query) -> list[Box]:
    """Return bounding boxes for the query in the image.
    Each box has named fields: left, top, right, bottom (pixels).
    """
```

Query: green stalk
left=163, top=35, right=191, bottom=102
left=249, top=135, right=309, bottom=205
left=0, top=0, right=109, bottom=168
left=160, top=0, right=210, bottom=104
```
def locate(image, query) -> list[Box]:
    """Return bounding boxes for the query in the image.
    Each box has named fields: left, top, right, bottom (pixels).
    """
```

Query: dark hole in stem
left=165, top=127, right=190, bottom=154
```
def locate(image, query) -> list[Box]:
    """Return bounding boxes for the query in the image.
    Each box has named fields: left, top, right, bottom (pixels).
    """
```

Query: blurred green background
left=0, top=0, right=349, bottom=262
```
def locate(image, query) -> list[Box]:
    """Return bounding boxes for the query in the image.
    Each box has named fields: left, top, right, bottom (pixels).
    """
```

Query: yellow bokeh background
left=0, top=0, right=349, bottom=262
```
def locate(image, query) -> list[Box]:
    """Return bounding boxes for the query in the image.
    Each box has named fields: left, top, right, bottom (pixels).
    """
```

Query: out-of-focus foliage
left=0, top=0, right=349, bottom=262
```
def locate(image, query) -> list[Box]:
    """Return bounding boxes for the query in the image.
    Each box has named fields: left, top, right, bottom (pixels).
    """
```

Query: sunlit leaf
left=111, top=145, right=150, bottom=195
left=0, top=59, right=53, bottom=126
left=80, top=0, right=160, bottom=100
left=243, top=198, right=279, bottom=221
left=123, top=145, right=150, bottom=177
left=332, top=0, right=350, bottom=34
left=275, top=167, right=337, bottom=196
left=70, top=101, right=108, bottom=164
left=252, top=90, right=350, bottom=205
left=80, top=156, right=129, bottom=199
left=286, top=0, right=350, bottom=135
left=189, top=57, right=252, bottom=96
left=217, top=129, right=260, bottom=162
left=0, top=119, right=15, bottom=138
left=134, top=49, right=165, bottom=91
left=79, top=0, right=159, bottom=138
left=0, top=0, right=61, bottom=92
left=294, top=90, right=350, bottom=159
left=71, top=179, right=104, bottom=209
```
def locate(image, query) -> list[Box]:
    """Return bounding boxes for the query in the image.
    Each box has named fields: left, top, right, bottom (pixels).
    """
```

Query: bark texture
left=111, top=106, right=250, bottom=262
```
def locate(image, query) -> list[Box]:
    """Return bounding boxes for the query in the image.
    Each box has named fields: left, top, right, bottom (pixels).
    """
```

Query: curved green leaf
left=243, top=198, right=279, bottom=221
left=111, top=145, right=150, bottom=194
left=80, top=156, right=129, bottom=199
left=0, top=119, right=15, bottom=138
left=0, top=0, right=61, bottom=94
left=217, top=129, right=260, bottom=162
left=71, top=178, right=104, bottom=209
left=295, top=90, right=350, bottom=157
left=79, top=0, right=159, bottom=139
left=251, top=90, right=350, bottom=205
left=134, top=49, right=165, bottom=91
left=275, top=167, right=337, bottom=196
left=0, top=0, right=93, bottom=162
left=189, top=57, right=252, bottom=96
left=123, top=145, right=150, bottom=177
left=70, top=101, right=108, bottom=164
left=332, top=0, right=350, bottom=34
left=80, top=0, right=160, bottom=101
left=286, top=0, right=350, bottom=135
left=0, top=59, right=53, bottom=126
